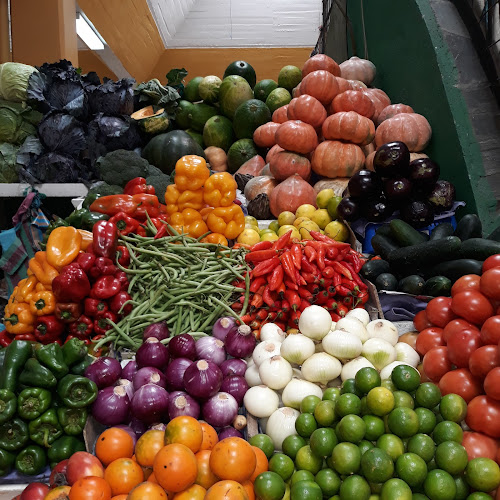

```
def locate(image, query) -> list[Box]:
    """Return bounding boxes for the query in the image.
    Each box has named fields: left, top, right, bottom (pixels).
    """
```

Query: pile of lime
left=250, top=365, right=500, bottom=500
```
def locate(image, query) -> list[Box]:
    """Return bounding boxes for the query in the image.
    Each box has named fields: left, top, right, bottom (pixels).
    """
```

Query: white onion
left=341, top=356, right=375, bottom=381
left=335, top=317, right=369, bottom=343
left=245, top=356, right=255, bottom=368
left=243, top=385, right=280, bottom=418
left=292, top=367, right=304, bottom=379
left=380, top=361, right=410, bottom=380
left=259, top=356, right=293, bottom=390
left=298, top=305, right=332, bottom=340
left=395, top=342, right=420, bottom=367
left=315, top=341, right=325, bottom=353
left=245, top=364, right=262, bottom=387
left=346, top=308, right=370, bottom=326
left=322, top=330, right=363, bottom=360
left=282, top=378, right=323, bottom=409
left=253, top=340, right=282, bottom=366
left=266, top=407, right=300, bottom=451
left=301, top=353, right=342, bottom=384
left=260, top=323, right=286, bottom=343
left=362, top=338, right=397, bottom=370
left=366, top=319, right=399, bottom=346
left=280, top=334, right=315, bottom=365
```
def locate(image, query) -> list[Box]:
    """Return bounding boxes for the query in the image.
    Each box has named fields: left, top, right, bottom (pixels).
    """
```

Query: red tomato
left=20, top=483, right=50, bottom=500
left=49, top=459, right=69, bottom=488
left=469, top=345, right=500, bottom=379
left=483, top=254, right=500, bottom=272
left=439, top=368, right=483, bottom=403
left=422, top=346, right=452, bottom=382
left=481, top=316, right=500, bottom=344
left=466, top=395, right=500, bottom=438
left=66, top=452, right=104, bottom=486
left=415, top=327, right=445, bottom=356
left=480, top=268, right=500, bottom=301
left=413, top=310, right=434, bottom=332
left=485, top=367, right=500, bottom=400
left=462, top=431, right=498, bottom=461
left=447, top=328, right=483, bottom=367
left=451, top=274, right=481, bottom=296
left=426, top=297, right=457, bottom=328
left=452, top=290, right=494, bottom=325
left=443, top=318, right=479, bottom=344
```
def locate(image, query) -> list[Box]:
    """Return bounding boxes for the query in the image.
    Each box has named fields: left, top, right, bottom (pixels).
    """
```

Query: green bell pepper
left=65, top=208, right=89, bottom=228
left=0, top=340, right=32, bottom=392
left=19, top=358, right=57, bottom=389
left=62, top=338, right=88, bottom=367
left=82, top=211, right=110, bottom=231
left=47, top=436, right=85, bottom=468
left=29, top=409, right=63, bottom=447
left=0, top=348, right=6, bottom=372
left=0, top=418, right=29, bottom=451
left=35, top=343, right=69, bottom=379
left=15, top=445, right=47, bottom=476
left=71, top=355, right=93, bottom=375
left=57, top=375, right=98, bottom=409
left=0, top=447, right=15, bottom=475
left=18, top=388, right=52, bottom=421
left=0, top=390, right=17, bottom=424
left=57, top=406, right=87, bottom=436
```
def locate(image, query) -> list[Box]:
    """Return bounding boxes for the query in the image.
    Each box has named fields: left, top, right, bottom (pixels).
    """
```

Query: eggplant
left=428, top=180, right=456, bottom=212
left=384, top=177, right=412, bottom=204
left=409, top=158, right=440, bottom=193
left=373, top=141, right=410, bottom=178
left=400, top=200, right=435, bottom=228
left=337, top=197, right=361, bottom=222
left=348, top=170, right=383, bottom=199
left=363, top=197, right=394, bottom=222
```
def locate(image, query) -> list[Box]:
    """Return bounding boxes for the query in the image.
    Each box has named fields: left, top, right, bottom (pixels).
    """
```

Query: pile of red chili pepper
left=231, top=230, right=368, bottom=337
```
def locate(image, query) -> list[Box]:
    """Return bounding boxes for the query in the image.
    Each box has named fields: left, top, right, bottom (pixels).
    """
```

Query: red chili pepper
left=275, top=321, right=286, bottom=332
left=250, top=241, right=273, bottom=252
left=250, top=277, right=267, bottom=293
left=342, top=262, right=368, bottom=289
left=269, top=264, right=284, bottom=292
left=272, top=230, right=292, bottom=251
left=322, top=266, right=335, bottom=279
left=267, top=311, right=279, bottom=322
left=239, top=314, right=254, bottom=325
left=316, top=245, right=326, bottom=270
left=332, top=272, right=342, bottom=288
left=68, top=315, right=94, bottom=338
left=34, top=315, right=65, bottom=344
left=289, top=310, right=301, bottom=326
left=299, top=299, right=310, bottom=312
left=295, top=270, right=306, bottom=286
left=88, top=335, right=108, bottom=357
left=93, top=310, right=119, bottom=336
left=326, top=246, right=339, bottom=260
left=0, top=330, right=13, bottom=347
left=108, top=212, right=140, bottom=236
left=232, top=280, right=246, bottom=290
left=290, top=244, right=302, bottom=270
left=336, top=303, right=349, bottom=317
left=330, top=312, right=341, bottom=322
left=281, top=251, right=297, bottom=284
left=250, top=319, right=262, bottom=330
left=281, top=300, right=290, bottom=314
left=250, top=286, right=266, bottom=311
left=245, top=249, right=278, bottom=263
left=301, top=256, right=318, bottom=274
left=92, top=221, right=119, bottom=259
left=343, top=295, right=354, bottom=307
left=333, top=261, right=353, bottom=280
left=252, top=256, right=280, bottom=277
left=154, top=224, right=169, bottom=240
left=310, top=231, right=350, bottom=246
left=109, top=291, right=133, bottom=316
left=307, top=282, right=320, bottom=295
left=269, top=301, right=282, bottom=313
left=326, top=298, right=338, bottom=311
left=256, top=309, right=269, bottom=321
left=232, top=302, right=243, bottom=312
left=124, top=177, right=155, bottom=195
left=304, top=246, right=317, bottom=263
left=90, top=276, right=122, bottom=300
left=301, top=272, right=316, bottom=284
left=284, top=290, right=301, bottom=311
left=355, top=289, right=370, bottom=306
left=298, top=287, right=314, bottom=303
left=277, top=282, right=286, bottom=298
left=284, top=280, right=298, bottom=291
left=315, top=290, right=329, bottom=305
left=336, top=284, right=351, bottom=297
left=75, top=252, right=96, bottom=274
left=262, top=286, right=275, bottom=308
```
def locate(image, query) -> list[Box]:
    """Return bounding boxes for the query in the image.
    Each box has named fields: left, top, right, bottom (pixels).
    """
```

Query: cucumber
left=375, top=273, right=398, bottom=291
left=459, top=238, right=500, bottom=260
left=390, top=219, right=428, bottom=247
left=375, top=225, right=393, bottom=237
left=486, top=225, right=500, bottom=242
left=425, top=276, right=452, bottom=297
left=371, top=234, right=400, bottom=260
left=428, top=259, right=483, bottom=281
left=454, top=214, right=482, bottom=241
left=398, top=275, right=426, bottom=295
left=430, top=223, right=455, bottom=241
left=361, top=259, right=391, bottom=281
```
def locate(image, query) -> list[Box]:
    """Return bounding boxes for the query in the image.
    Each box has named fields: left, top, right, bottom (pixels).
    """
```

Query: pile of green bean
left=97, top=227, right=250, bottom=351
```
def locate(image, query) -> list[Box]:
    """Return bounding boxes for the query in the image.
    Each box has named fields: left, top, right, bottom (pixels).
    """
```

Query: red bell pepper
left=92, top=221, right=118, bottom=260
left=90, top=276, right=121, bottom=300
left=89, top=195, right=139, bottom=216
left=84, top=298, right=108, bottom=317
left=116, top=246, right=130, bottom=268
left=54, top=303, right=82, bottom=324
left=14, top=333, right=37, bottom=342
left=108, top=212, right=140, bottom=236
left=114, top=270, right=129, bottom=291
left=75, top=253, right=96, bottom=274
left=124, top=177, right=155, bottom=195
left=68, top=315, right=94, bottom=338
left=89, top=257, right=117, bottom=281
left=131, top=194, right=161, bottom=219
left=0, top=330, right=13, bottom=347
left=109, top=291, right=133, bottom=315
left=93, top=311, right=119, bottom=335
left=52, top=265, right=91, bottom=303
left=34, top=315, right=65, bottom=344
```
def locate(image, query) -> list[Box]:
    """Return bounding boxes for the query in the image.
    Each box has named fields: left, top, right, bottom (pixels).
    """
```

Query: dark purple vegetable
left=373, top=141, right=410, bottom=178
left=218, top=427, right=243, bottom=439
left=428, top=180, right=456, bottom=212
left=183, top=359, right=223, bottom=399
left=143, top=322, right=171, bottom=342
left=131, top=383, right=169, bottom=424
left=363, top=197, right=394, bottom=222
left=220, top=359, right=247, bottom=378
left=168, top=392, right=201, bottom=420
left=164, top=358, right=194, bottom=392
left=117, top=378, right=134, bottom=401
left=133, top=367, right=167, bottom=391
left=202, top=392, right=239, bottom=427
left=212, top=317, right=238, bottom=341
left=401, top=200, right=435, bottom=228
left=220, top=376, right=249, bottom=406
left=195, top=337, right=226, bottom=365
left=337, top=197, right=360, bottom=222
left=384, top=177, right=412, bottom=203
left=85, top=357, right=122, bottom=389
left=121, top=360, right=138, bottom=382
left=409, top=158, right=440, bottom=193
left=348, top=170, right=382, bottom=199
left=128, top=417, right=147, bottom=439
left=114, top=425, right=137, bottom=445
left=224, top=325, right=256, bottom=359
left=168, top=333, right=197, bottom=360
left=136, top=337, right=170, bottom=370
left=92, top=386, right=130, bottom=426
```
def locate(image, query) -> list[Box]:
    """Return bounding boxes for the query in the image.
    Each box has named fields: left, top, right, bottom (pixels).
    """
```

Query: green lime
left=439, top=394, right=467, bottom=423
left=323, top=387, right=341, bottom=402
left=424, top=469, right=456, bottom=500
left=290, top=469, right=315, bottom=486
left=295, top=445, right=323, bottom=475
left=360, top=396, right=371, bottom=416
left=249, top=433, right=275, bottom=459
left=278, top=65, right=302, bottom=92
left=342, top=378, right=364, bottom=398
left=315, top=400, right=336, bottom=427
left=453, top=475, right=470, bottom=500
left=407, top=434, right=436, bottom=463
left=361, top=448, right=394, bottom=483
left=315, top=469, right=341, bottom=497
left=331, top=442, right=361, bottom=475
left=355, top=367, right=382, bottom=394
left=301, top=395, right=322, bottom=414
left=369, top=483, right=383, bottom=494
left=359, top=440, right=375, bottom=455
left=290, top=480, right=323, bottom=500
left=391, top=365, right=421, bottom=392
left=283, top=434, right=307, bottom=461
left=395, top=452, right=428, bottom=488
left=269, top=452, right=295, bottom=481
left=380, top=478, right=412, bottom=500
left=466, top=493, right=493, bottom=500
left=427, top=457, right=437, bottom=471
left=310, top=427, right=337, bottom=458
left=465, top=457, right=500, bottom=492
left=433, top=421, right=463, bottom=445
left=415, top=407, right=437, bottom=434
left=296, top=413, right=318, bottom=438
left=393, top=391, right=415, bottom=409
left=412, top=495, right=430, bottom=500
left=363, top=415, right=386, bottom=441
left=340, top=474, right=371, bottom=500
left=254, top=471, right=286, bottom=500
left=367, top=387, right=395, bottom=416
left=336, top=393, right=362, bottom=417
left=434, top=441, right=468, bottom=475
left=415, top=383, right=442, bottom=409
left=327, top=196, right=343, bottom=220
left=387, top=407, right=419, bottom=438
left=381, top=379, right=397, bottom=392
left=338, top=414, right=366, bottom=443
left=377, top=434, right=405, bottom=461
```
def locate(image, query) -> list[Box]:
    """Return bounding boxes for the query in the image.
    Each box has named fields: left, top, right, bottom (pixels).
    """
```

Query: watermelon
left=190, top=103, right=218, bottom=132
left=223, top=60, right=257, bottom=88
left=174, top=100, right=194, bottom=129
left=199, top=76, right=222, bottom=104
left=278, top=65, right=302, bottom=91
left=266, top=88, right=292, bottom=113
left=184, top=76, right=204, bottom=102
left=203, top=115, right=234, bottom=152
left=227, top=139, right=258, bottom=173
left=233, top=99, right=271, bottom=139
left=254, top=79, right=278, bottom=102
left=219, top=76, right=254, bottom=120
left=185, top=129, right=205, bottom=148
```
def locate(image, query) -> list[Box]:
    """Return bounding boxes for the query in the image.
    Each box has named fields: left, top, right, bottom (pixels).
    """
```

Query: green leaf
left=0, top=142, right=20, bottom=183
left=166, top=68, right=188, bottom=87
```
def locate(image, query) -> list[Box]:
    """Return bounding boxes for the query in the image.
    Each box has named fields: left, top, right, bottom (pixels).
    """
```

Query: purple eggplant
left=373, top=141, right=410, bottom=178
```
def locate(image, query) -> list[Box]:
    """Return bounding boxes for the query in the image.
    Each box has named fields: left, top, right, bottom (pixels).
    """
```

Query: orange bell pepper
left=4, top=302, right=35, bottom=335
left=201, top=233, right=229, bottom=246
left=46, top=227, right=82, bottom=268
left=169, top=209, right=209, bottom=239
left=77, top=230, right=93, bottom=251
left=28, top=252, right=59, bottom=287
left=200, top=207, right=214, bottom=222
left=206, top=204, right=246, bottom=240
left=175, top=155, right=211, bottom=191
left=177, top=189, right=204, bottom=211
left=17, top=275, right=38, bottom=303
left=29, top=290, right=56, bottom=316
left=203, top=172, right=237, bottom=207
left=165, top=184, right=181, bottom=215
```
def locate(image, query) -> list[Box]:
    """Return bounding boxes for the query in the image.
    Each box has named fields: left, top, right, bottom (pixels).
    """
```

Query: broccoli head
left=96, top=149, right=150, bottom=187
left=146, top=165, right=172, bottom=199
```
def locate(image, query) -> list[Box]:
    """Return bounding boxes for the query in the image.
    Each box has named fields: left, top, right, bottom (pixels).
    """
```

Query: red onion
left=169, top=334, right=196, bottom=360
left=220, top=376, right=248, bottom=406
left=225, top=325, right=256, bottom=359
left=202, top=392, right=239, bottom=427
left=218, top=427, right=243, bottom=439
left=164, top=358, right=193, bottom=392
left=169, top=390, right=185, bottom=399
left=131, top=384, right=169, bottom=424
left=114, top=425, right=137, bottom=445
left=85, top=357, right=122, bottom=389
left=133, top=367, right=167, bottom=391
left=184, top=360, right=223, bottom=399
left=92, top=386, right=130, bottom=426
left=195, top=337, right=226, bottom=365
left=128, top=417, right=147, bottom=438
left=220, top=358, right=247, bottom=378
left=136, top=337, right=170, bottom=370
left=143, top=321, right=170, bottom=341
left=117, top=379, right=134, bottom=400
left=168, top=392, right=200, bottom=420
left=121, top=360, right=138, bottom=382
left=212, top=317, right=237, bottom=341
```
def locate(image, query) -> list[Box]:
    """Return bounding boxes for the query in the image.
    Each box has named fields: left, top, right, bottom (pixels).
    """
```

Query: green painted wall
left=346, top=0, right=498, bottom=233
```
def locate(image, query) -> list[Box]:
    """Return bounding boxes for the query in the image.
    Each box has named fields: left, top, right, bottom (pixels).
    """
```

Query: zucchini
left=430, top=223, right=455, bottom=241
left=459, top=238, right=500, bottom=260
left=425, top=276, right=452, bottom=297
left=398, top=275, right=426, bottom=295
left=375, top=273, right=398, bottom=291
left=486, top=225, right=500, bottom=242
left=371, top=234, right=400, bottom=260
left=375, top=225, right=393, bottom=237
left=454, top=214, right=482, bottom=241
left=428, top=259, right=483, bottom=281
left=361, top=259, right=391, bottom=281
left=390, top=219, right=428, bottom=247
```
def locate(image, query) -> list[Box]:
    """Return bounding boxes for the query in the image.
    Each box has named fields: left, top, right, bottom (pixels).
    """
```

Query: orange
left=172, top=484, right=206, bottom=499
left=148, top=473, right=159, bottom=484
left=195, top=450, right=218, bottom=489
left=127, top=482, right=169, bottom=500
left=69, top=476, right=112, bottom=500
left=95, top=428, right=134, bottom=467
left=199, top=422, right=219, bottom=450
left=250, top=446, right=269, bottom=482
left=153, top=444, right=198, bottom=493
left=111, top=497, right=127, bottom=500
left=205, top=480, right=250, bottom=500
left=135, top=430, right=165, bottom=468
left=164, top=416, right=203, bottom=454
left=210, top=437, right=257, bottom=483
left=104, top=458, right=144, bottom=496
left=242, top=480, right=256, bottom=500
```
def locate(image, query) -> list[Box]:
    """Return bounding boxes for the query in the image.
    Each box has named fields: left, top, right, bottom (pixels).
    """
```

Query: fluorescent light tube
left=76, top=15, right=105, bottom=51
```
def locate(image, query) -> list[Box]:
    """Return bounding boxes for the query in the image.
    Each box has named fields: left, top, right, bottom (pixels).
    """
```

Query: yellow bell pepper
left=29, top=290, right=56, bottom=316
left=4, top=302, right=35, bottom=335
left=203, top=172, right=237, bottom=207
left=165, top=184, right=181, bottom=215
left=200, top=207, right=214, bottom=222
left=175, top=155, right=211, bottom=191
left=28, top=252, right=59, bottom=287
left=177, top=189, right=204, bottom=211
left=201, top=233, right=229, bottom=246
left=170, top=209, right=209, bottom=239
left=77, top=230, right=93, bottom=251
left=17, top=275, right=39, bottom=303
left=206, top=204, right=246, bottom=240
left=46, top=226, right=82, bottom=269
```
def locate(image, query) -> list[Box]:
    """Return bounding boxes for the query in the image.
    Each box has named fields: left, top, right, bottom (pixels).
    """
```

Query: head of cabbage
left=0, top=62, right=37, bottom=103
left=0, top=142, right=20, bottom=183
left=0, top=99, right=42, bottom=145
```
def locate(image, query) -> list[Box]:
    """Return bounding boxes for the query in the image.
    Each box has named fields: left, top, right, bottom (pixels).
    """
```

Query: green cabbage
left=0, top=142, right=20, bottom=183
left=0, top=62, right=38, bottom=103
left=0, top=99, right=42, bottom=145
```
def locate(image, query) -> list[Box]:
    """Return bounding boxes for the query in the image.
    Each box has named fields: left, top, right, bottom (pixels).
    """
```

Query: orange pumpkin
left=269, top=151, right=311, bottom=181
left=275, top=120, right=318, bottom=154
left=234, top=155, right=265, bottom=176
left=302, top=54, right=341, bottom=77
left=362, top=88, right=391, bottom=122
left=365, top=151, right=376, bottom=171
left=330, top=90, right=375, bottom=119
left=362, top=141, right=376, bottom=157
left=322, top=111, right=375, bottom=146
left=348, top=80, right=368, bottom=90
left=287, top=95, right=327, bottom=129
left=311, top=140, right=365, bottom=178
left=340, top=56, right=376, bottom=85
left=269, top=174, right=317, bottom=217
left=266, top=144, right=284, bottom=164
left=377, top=103, right=414, bottom=125
left=253, top=122, right=280, bottom=148
left=244, top=176, right=279, bottom=201
left=292, top=83, right=302, bottom=97
left=335, top=77, right=353, bottom=95
left=300, top=70, right=340, bottom=105
left=410, top=152, right=429, bottom=162
left=375, top=113, right=432, bottom=152
left=205, top=480, right=249, bottom=500
left=272, top=106, right=289, bottom=124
